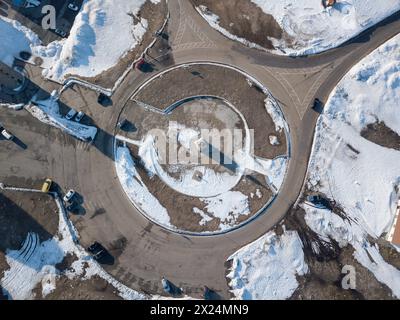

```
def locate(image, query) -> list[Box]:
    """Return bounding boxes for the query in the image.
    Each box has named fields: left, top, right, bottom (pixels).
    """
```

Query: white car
left=63, top=189, right=76, bottom=203
left=68, top=3, right=79, bottom=11
left=65, top=108, right=77, bottom=120
left=1, top=129, right=14, bottom=140
left=75, top=111, right=85, bottom=122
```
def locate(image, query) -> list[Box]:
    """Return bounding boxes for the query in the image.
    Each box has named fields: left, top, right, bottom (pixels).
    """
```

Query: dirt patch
left=361, top=121, right=400, bottom=151
left=71, top=0, right=168, bottom=88
left=191, top=0, right=291, bottom=50
left=34, top=275, right=122, bottom=300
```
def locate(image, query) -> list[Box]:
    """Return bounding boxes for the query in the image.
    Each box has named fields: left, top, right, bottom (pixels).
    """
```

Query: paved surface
left=1, top=0, right=400, bottom=299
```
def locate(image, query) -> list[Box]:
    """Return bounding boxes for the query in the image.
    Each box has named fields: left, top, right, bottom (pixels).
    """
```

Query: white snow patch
left=227, top=229, right=308, bottom=300
left=194, top=191, right=250, bottom=230
left=0, top=103, right=25, bottom=110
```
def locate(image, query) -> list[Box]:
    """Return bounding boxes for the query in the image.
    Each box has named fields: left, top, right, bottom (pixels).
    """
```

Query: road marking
left=173, top=0, right=215, bottom=51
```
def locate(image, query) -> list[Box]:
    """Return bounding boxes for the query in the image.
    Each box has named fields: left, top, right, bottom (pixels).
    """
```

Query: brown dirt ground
left=361, top=121, right=400, bottom=151
left=33, top=275, right=122, bottom=300
left=191, top=0, right=292, bottom=50
left=69, top=0, right=168, bottom=88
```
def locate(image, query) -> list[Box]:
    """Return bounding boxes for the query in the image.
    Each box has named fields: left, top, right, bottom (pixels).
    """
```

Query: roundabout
left=2, top=0, right=399, bottom=299
left=114, top=63, right=290, bottom=234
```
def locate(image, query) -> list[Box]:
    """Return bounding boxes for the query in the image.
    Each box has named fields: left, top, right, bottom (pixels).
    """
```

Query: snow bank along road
left=1, top=0, right=400, bottom=298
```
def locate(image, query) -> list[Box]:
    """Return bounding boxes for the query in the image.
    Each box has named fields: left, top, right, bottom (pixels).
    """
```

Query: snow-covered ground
left=1, top=194, right=146, bottom=300
left=0, top=16, right=40, bottom=67
left=0, top=0, right=157, bottom=82
left=115, top=145, right=173, bottom=229
left=303, top=32, right=400, bottom=297
left=197, top=0, right=400, bottom=55
left=26, top=90, right=97, bottom=141
left=227, top=229, right=308, bottom=300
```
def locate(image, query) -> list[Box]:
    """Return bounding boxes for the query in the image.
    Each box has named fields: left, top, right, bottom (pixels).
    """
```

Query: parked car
left=117, top=118, right=128, bottom=130
left=65, top=108, right=77, bottom=120
left=1, top=129, right=14, bottom=140
left=74, top=111, right=85, bottom=122
left=97, top=93, right=112, bottom=106
left=68, top=3, right=79, bottom=11
left=41, top=178, right=53, bottom=193
left=305, top=194, right=332, bottom=210
left=54, top=28, right=67, bottom=38
left=135, top=58, right=146, bottom=71
left=63, top=189, right=76, bottom=203
left=161, top=277, right=172, bottom=294
left=312, top=98, right=324, bottom=112
left=87, top=242, right=107, bottom=260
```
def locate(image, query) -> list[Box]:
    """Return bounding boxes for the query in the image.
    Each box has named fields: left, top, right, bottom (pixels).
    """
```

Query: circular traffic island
left=115, top=63, right=290, bottom=234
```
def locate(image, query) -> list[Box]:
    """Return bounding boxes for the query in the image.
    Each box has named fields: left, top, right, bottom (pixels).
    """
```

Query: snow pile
left=26, top=90, right=97, bottom=141
left=197, top=0, right=400, bottom=55
left=0, top=16, right=40, bottom=66
left=304, top=33, right=400, bottom=296
left=115, top=145, right=173, bottom=229
left=35, top=0, right=151, bottom=81
left=1, top=195, right=146, bottom=300
left=227, top=230, right=308, bottom=300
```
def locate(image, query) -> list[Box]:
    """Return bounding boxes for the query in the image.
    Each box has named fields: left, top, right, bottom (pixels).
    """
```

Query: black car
left=117, top=118, right=129, bottom=130
left=312, top=98, right=324, bottom=113
left=87, top=242, right=107, bottom=260
left=306, top=194, right=332, bottom=210
left=97, top=93, right=112, bottom=106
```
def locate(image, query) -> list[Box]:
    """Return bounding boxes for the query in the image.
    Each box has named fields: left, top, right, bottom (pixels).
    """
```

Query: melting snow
left=227, top=229, right=308, bottom=300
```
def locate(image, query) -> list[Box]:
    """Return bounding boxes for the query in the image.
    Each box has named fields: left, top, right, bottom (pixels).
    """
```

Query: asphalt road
left=1, top=0, right=400, bottom=299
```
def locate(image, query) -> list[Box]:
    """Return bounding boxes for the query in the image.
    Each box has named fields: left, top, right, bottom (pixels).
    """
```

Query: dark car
left=97, top=93, right=112, bottom=106
left=87, top=242, right=107, bottom=260
left=305, top=194, right=332, bottom=210
left=312, top=98, right=324, bottom=113
left=117, top=118, right=129, bottom=130
left=135, top=58, right=146, bottom=71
